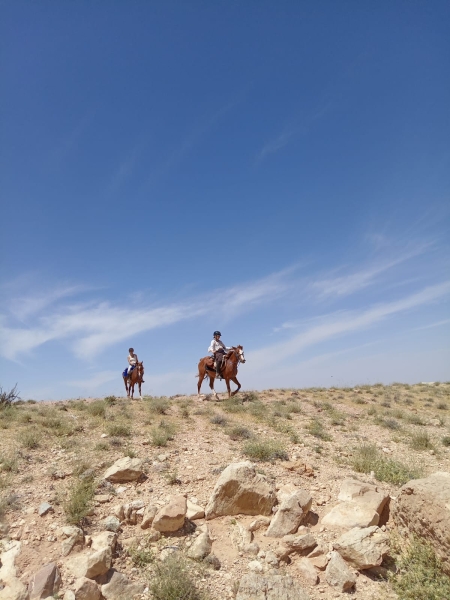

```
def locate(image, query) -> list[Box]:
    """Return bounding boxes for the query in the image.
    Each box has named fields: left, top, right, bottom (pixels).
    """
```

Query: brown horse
left=123, top=361, right=144, bottom=399
left=197, top=346, right=245, bottom=399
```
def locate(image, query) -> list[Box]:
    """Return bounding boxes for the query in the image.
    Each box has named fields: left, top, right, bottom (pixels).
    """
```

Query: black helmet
left=213, top=331, right=222, bottom=336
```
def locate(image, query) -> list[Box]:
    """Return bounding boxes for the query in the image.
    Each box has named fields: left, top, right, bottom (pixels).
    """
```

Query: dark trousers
left=214, top=350, right=225, bottom=374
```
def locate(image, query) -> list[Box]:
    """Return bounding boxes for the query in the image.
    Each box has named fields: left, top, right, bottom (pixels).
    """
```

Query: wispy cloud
left=249, top=281, right=450, bottom=370
left=310, top=243, right=433, bottom=299
left=67, top=370, right=117, bottom=389
left=257, top=128, right=296, bottom=162
left=0, top=268, right=293, bottom=361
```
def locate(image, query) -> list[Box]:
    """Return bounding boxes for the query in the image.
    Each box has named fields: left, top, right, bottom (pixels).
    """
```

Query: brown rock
left=140, top=505, right=158, bottom=529
left=101, top=571, right=145, bottom=600
left=74, top=577, right=101, bottom=600
left=66, top=548, right=112, bottom=579
left=152, top=495, right=187, bottom=533
left=325, top=551, right=356, bottom=592
left=392, top=471, right=450, bottom=575
left=103, top=458, right=143, bottom=483
left=266, top=490, right=312, bottom=538
left=28, top=563, right=61, bottom=600
left=205, top=462, right=276, bottom=520
left=296, top=558, right=319, bottom=585
left=333, top=526, right=389, bottom=570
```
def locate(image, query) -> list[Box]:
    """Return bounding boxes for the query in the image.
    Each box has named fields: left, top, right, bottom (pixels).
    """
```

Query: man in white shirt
left=208, top=331, right=231, bottom=380
left=127, top=348, right=138, bottom=376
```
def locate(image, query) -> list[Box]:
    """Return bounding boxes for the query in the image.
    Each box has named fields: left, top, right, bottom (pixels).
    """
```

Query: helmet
left=213, top=331, right=222, bottom=336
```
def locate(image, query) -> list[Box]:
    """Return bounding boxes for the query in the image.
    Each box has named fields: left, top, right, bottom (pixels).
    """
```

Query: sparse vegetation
left=107, top=422, right=131, bottom=437
left=441, top=435, right=450, bottom=447
left=227, top=425, right=252, bottom=440
left=149, top=554, right=208, bottom=600
left=150, top=420, right=176, bottom=447
left=21, top=428, right=41, bottom=449
left=389, top=536, right=450, bottom=600
left=147, top=397, right=171, bottom=415
left=128, top=544, right=155, bottom=567
left=306, top=418, right=332, bottom=441
left=87, top=400, right=107, bottom=418
left=210, top=414, right=227, bottom=426
left=63, top=474, right=96, bottom=525
left=351, top=444, right=421, bottom=485
left=243, top=438, right=288, bottom=462
left=409, top=431, right=433, bottom=451
left=0, top=385, right=20, bottom=409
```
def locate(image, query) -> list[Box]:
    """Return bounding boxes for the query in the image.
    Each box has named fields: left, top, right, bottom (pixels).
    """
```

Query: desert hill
left=1, top=382, right=450, bottom=600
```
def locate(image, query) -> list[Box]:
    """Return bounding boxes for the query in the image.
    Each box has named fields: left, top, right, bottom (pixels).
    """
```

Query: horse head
left=236, top=345, right=246, bottom=363
left=137, top=361, right=144, bottom=377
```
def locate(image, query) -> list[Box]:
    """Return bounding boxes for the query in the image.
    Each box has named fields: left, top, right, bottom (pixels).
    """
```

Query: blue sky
left=1, top=1, right=449, bottom=399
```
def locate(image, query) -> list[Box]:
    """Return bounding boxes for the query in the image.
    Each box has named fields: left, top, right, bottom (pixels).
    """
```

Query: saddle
left=205, top=356, right=226, bottom=375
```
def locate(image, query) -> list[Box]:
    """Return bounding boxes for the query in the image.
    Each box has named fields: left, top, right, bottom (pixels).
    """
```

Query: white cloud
left=249, top=281, right=450, bottom=371
left=0, top=268, right=293, bottom=360
left=67, top=370, right=118, bottom=388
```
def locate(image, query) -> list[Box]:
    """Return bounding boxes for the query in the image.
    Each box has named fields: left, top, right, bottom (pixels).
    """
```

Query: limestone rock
left=63, top=592, right=76, bottom=600
left=392, top=471, right=450, bottom=575
left=152, top=495, right=187, bottom=533
left=276, top=484, right=299, bottom=504
left=73, top=577, right=101, bottom=600
left=321, top=502, right=379, bottom=530
left=232, top=523, right=259, bottom=556
left=338, top=479, right=389, bottom=514
left=249, top=516, right=271, bottom=532
left=325, top=551, right=356, bottom=592
left=236, top=573, right=310, bottom=600
left=28, top=563, right=61, bottom=600
left=140, top=505, right=158, bottom=529
left=90, top=532, right=117, bottom=552
left=60, top=526, right=84, bottom=557
left=266, top=490, right=312, bottom=538
left=0, top=541, right=27, bottom=600
left=187, top=529, right=212, bottom=560
left=101, top=571, right=145, bottom=600
left=186, top=500, right=205, bottom=520
left=275, top=533, right=317, bottom=561
left=205, top=462, right=276, bottom=520
left=248, top=560, right=264, bottom=574
left=103, top=457, right=143, bottom=483
left=66, top=547, right=112, bottom=579
left=100, top=516, right=120, bottom=533
left=333, top=526, right=389, bottom=570
left=296, top=558, right=318, bottom=585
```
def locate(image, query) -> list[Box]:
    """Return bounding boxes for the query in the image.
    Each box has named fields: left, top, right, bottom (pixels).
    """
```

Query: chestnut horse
left=197, top=346, right=245, bottom=399
left=123, top=361, right=144, bottom=399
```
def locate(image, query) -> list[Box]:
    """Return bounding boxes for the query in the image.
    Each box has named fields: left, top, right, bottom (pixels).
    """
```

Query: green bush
left=243, top=438, right=288, bottom=462
left=63, top=475, right=96, bottom=525
left=87, top=400, right=107, bottom=418
left=409, top=432, right=433, bottom=451
left=148, top=397, right=171, bottom=415
left=150, top=554, right=207, bottom=600
left=306, top=419, right=332, bottom=441
left=227, top=425, right=252, bottom=440
left=351, top=444, right=421, bottom=485
left=441, top=436, right=450, bottom=447
left=107, top=422, right=131, bottom=437
left=21, top=428, right=41, bottom=449
left=390, top=536, right=450, bottom=600
left=150, top=421, right=176, bottom=447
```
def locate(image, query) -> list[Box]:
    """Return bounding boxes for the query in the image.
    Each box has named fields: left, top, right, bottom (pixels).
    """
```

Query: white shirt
left=128, top=353, right=138, bottom=366
left=208, top=339, right=231, bottom=354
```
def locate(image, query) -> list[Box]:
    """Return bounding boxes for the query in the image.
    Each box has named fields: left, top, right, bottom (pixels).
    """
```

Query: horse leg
left=123, top=377, right=129, bottom=397
left=138, top=381, right=142, bottom=400
left=197, top=366, right=205, bottom=398
left=210, top=375, right=219, bottom=401
left=226, top=378, right=231, bottom=398
left=231, top=377, right=241, bottom=397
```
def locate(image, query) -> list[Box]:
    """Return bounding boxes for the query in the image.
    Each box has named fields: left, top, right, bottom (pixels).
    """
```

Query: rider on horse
left=127, top=347, right=144, bottom=381
left=208, top=331, right=231, bottom=380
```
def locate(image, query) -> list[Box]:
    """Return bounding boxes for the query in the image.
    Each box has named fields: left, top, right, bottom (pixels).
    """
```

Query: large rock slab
left=236, top=574, right=310, bottom=600
left=322, top=478, right=389, bottom=531
left=101, top=571, right=145, bottom=600
left=338, top=479, right=389, bottom=514
left=325, top=551, right=356, bottom=592
left=266, top=490, right=312, bottom=538
left=0, top=541, right=27, bottom=600
left=152, top=495, right=187, bottom=532
left=333, top=526, right=389, bottom=570
left=205, top=462, right=276, bottom=520
left=103, top=458, right=143, bottom=483
left=28, top=563, right=61, bottom=600
left=66, top=548, right=112, bottom=579
left=392, top=471, right=450, bottom=575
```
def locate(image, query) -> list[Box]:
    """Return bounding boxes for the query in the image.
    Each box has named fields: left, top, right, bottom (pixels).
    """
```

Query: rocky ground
left=1, top=382, right=450, bottom=600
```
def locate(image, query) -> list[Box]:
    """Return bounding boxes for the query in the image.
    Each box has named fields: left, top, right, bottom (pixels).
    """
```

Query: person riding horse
left=126, top=347, right=144, bottom=382
left=208, top=331, right=231, bottom=380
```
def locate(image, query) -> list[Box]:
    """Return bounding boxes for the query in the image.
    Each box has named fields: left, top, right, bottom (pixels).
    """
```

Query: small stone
left=248, top=560, right=264, bottom=573
left=153, top=495, right=187, bottom=533
left=296, top=557, right=319, bottom=585
left=28, top=562, right=61, bottom=600
left=38, top=502, right=54, bottom=517
left=74, top=576, right=101, bottom=600
left=325, top=551, right=356, bottom=592
left=100, top=516, right=120, bottom=533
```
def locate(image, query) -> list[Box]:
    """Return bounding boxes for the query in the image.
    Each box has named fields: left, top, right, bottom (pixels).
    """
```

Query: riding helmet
left=213, top=331, right=222, bottom=336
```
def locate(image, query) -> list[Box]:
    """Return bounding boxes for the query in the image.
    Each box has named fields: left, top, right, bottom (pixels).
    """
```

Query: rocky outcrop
left=205, top=462, right=276, bottom=519
left=266, top=490, right=312, bottom=538
left=140, top=505, right=158, bottom=529
left=103, top=458, right=143, bottom=483
left=235, top=573, right=310, bottom=600
left=333, top=526, right=389, bottom=570
left=322, top=478, right=389, bottom=531
left=28, top=563, right=61, bottom=600
left=186, top=500, right=205, bottom=520
left=152, top=495, right=187, bottom=532
left=392, top=471, right=450, bottom=574
left=275, top=532, right=317, bottom=561
left=325, top=551, right=356, bottom=592
left=60, top=526, right=84, bottom=557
